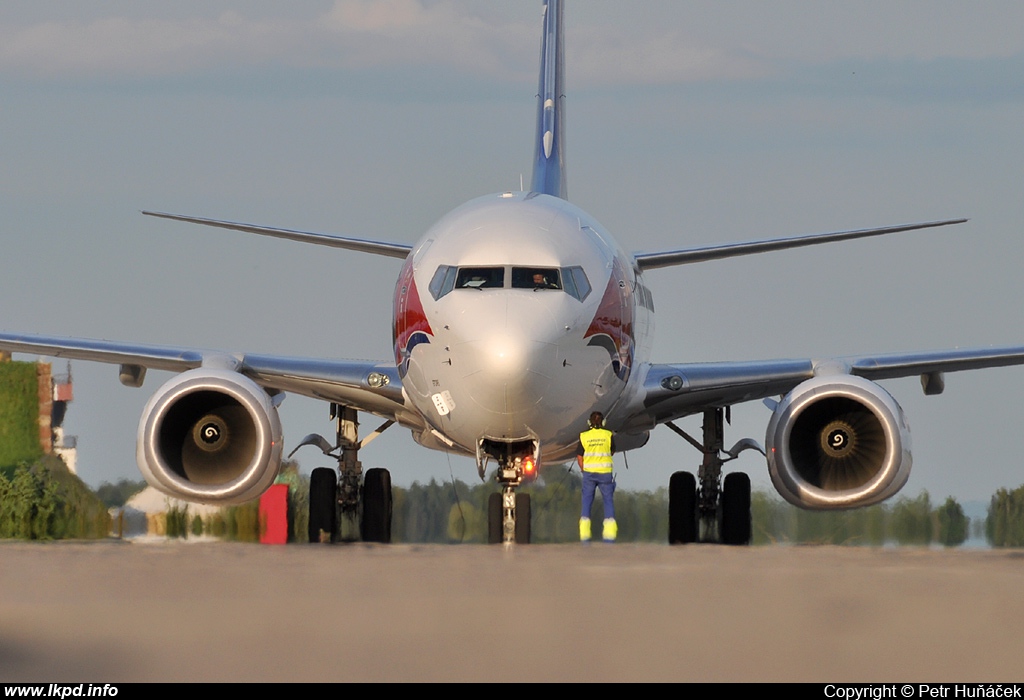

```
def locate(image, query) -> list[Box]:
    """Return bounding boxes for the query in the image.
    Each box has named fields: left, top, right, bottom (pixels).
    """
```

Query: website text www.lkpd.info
left=4, top=686, right=117, bottom=698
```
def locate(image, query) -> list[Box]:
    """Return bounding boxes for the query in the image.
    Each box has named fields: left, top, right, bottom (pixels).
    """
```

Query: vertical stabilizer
left=530, top=0, right=567, bottom=199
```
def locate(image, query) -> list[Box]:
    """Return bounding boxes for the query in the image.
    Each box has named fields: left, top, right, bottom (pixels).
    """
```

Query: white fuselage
left=393, top=192, right=655, bottom=465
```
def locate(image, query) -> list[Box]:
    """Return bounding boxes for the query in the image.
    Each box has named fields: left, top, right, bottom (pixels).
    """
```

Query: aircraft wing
left=142, top=211, right=413, bottom=259
left=0, top=332, right=406, bottom=419
left=632, top=219, right=966, bottom=270
left=631, top=345, right=1024, bottom=428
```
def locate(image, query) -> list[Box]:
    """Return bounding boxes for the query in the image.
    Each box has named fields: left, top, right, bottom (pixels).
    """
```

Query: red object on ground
left=259, top=484, right=289, bottom=544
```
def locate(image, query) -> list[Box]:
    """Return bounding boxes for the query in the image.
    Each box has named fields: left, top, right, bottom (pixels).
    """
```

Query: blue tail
left=530, top=0, right=567, bottom=199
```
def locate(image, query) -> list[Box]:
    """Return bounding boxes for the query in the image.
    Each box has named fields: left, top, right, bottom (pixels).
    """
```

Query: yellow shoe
left=579, top=517, right=591, bottom=542
left=603, top=518, right=618, bottom=542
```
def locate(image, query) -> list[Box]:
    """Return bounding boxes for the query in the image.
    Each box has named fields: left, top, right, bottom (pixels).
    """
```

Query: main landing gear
left=293, top=404, right=395, bottom=544
left=665, top=408, right=762, bottom=545
left=481, top=442, right=535, bottom=544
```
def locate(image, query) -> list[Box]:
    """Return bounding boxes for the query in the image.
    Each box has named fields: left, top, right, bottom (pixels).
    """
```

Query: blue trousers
left=581, top=470, right=615, bottom=519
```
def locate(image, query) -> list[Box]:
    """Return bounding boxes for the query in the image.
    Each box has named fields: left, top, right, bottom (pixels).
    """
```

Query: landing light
left=661, top=375, right=684, bottom=391
left=367, top=372, right=389, bottom=388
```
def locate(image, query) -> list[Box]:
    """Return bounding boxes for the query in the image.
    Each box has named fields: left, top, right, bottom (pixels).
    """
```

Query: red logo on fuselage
left=393, top=258, right=433, bottom=376
left=584, top=256, right=634, bottom=381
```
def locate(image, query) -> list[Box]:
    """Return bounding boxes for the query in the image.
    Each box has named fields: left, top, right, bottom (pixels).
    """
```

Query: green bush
left=0, top=362, right=44, bottom=468
left=206, top=512, right=227, bottom=538
left=987, top=485, right=1024, bottom=547
left=166, top=504, right=189, bottom=539
left=223, top=500, right=261, bottom=542
left=0, top=456, right=109, bottom=539
left=936, top=496, right=969, bottom=547
left=95, top=478, right=148, bottom=508
left=888, top=491, right=934, bottom=545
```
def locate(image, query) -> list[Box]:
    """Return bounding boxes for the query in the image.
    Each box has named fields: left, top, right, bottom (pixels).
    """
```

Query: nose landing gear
left=487, top=465, right=532, bottom=544
left=479, top=440, right=537, bottom=544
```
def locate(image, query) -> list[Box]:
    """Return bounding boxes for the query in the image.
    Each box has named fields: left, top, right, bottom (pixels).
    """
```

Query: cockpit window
left=430, top=264, right=591, bottom=301
left=561, top=267, right=579, bottom=299
left=428, top=265, right=458, bottom=300
left=565, top=266, right=591, bottom=301
left=511, top=267, right=561, bottom=290
left=456, top=266, right=505, bottom=289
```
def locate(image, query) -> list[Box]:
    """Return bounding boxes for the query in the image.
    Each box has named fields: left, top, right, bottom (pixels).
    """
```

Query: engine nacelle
left=766, top=374, right=912, bottom=509
left=136, top=369, right=284, bottom=505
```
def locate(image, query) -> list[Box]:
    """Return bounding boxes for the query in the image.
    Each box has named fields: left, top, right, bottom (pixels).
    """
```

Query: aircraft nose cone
left=475, top=330, right=532, bottom=379
left=452, top=296, right=562, bottom=416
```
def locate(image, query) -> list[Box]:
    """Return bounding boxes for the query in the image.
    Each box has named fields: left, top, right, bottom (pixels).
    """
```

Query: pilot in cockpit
left=532, top=272, right=557, bottom=289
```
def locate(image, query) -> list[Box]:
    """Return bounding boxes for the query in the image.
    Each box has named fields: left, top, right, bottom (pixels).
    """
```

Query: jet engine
left=765, top=374, right=912, bottom=509
left=136, top=368, right=284, bottom=504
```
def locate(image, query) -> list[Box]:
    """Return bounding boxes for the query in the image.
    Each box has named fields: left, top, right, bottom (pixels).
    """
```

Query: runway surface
left=2, top=540, right=1023, bottom=682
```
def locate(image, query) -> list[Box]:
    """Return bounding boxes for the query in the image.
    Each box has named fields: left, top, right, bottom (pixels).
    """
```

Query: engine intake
left=136, top=369, right=283, bottom=504
left=766, top=374, right=911, bottom=509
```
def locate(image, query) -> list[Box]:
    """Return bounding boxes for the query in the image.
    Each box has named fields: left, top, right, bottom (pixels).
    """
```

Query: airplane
left=2, top=0, right=1023, bottom=545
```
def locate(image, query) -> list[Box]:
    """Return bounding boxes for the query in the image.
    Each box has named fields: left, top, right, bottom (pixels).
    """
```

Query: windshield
left=511, top=267, right=561, bottom=290
left=428, top=264, right=590, bottom=301
left=455, top=267, right=505, bottom=289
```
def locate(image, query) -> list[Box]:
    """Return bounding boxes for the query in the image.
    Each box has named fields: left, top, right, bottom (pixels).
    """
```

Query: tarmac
left=2, top=540, right=1023, bottom=682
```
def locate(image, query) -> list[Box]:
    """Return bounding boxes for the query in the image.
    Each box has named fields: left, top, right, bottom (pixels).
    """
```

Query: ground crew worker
left=576, top=411, right=617, bottom=542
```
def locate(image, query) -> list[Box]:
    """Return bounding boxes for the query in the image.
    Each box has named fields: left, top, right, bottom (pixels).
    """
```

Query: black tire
left=308, top=467, right=337, bottom=544
left=668, top=471, right=697, bottom=544
left=487, top=492, right=502, bottom=544
left=515, top=493, right=531, bottom=544
left=361, top=468, right=393, bottom=543
left=721, top=471, right=752, bottom=545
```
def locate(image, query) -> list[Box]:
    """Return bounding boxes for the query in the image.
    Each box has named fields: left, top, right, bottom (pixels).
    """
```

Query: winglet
left=530, top=0, right=567, bottom=199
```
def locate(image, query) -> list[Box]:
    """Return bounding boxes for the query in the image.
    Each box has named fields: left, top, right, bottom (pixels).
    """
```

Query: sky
left=2, top=0, right=1024, bottom=503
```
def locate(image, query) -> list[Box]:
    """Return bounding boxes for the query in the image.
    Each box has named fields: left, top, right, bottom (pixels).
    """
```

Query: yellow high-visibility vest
left=580, top=427, right=614, bottom=473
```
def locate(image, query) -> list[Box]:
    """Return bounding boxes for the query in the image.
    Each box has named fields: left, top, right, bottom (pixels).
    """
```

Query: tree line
left=9, top=456, right=1024, bottom=546
left=986, top=484, right=1024, bottom=546
left=393, top=474, right=975, bottom=546
left=166, top=466, right=990, bottom=547
left=752, top=490, right=970, bottom=546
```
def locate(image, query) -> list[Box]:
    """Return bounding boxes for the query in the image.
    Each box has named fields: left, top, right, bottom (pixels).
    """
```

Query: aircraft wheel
left=487, top=492, right=502, bottom=544
left=308, top=467, right=337, bottom=543
left=721, top=471, right=752, bottom=545
left=361, top=468, right=393, bottom=543
left=668, top=471, right=697, bottom=544
left=515, top=493, right=531, bottom=544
